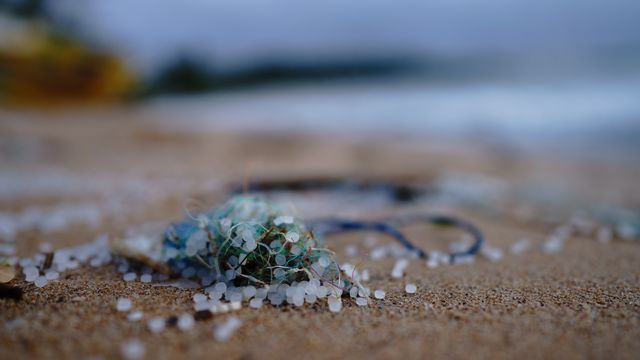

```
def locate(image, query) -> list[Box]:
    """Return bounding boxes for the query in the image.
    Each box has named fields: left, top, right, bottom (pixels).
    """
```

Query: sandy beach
left=1, top=109, right=639, bottom=360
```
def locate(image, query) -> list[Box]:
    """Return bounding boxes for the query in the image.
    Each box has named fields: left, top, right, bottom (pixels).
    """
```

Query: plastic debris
left=147, top=317, right=166, bottom=333
left=355, top=297, right=368, bottom=306
left=480, top=246, right=503, bottom=262
left=249, top=298, right=263, bottom=309
left=374, top=289, right=385, bottom=299
left=116, top=298, right=132, bottom=312
left=509, top=238, right=531, bottom=255
left=391, top=259, right=409, bottom=279
left=123, top=272, right=137, bottom=282
left=214, top=316, right=242, bottom=342
left=193, top=293, right=208, bottom=303
left=106, top=195, right=372, bottom=313
left=542, top=236, right=564, bottom=254
left=405, top=283, right=417, bottom=294
left=177, top=313, right=195, bottom=331
left=127, top=311, right=143, bottom=322
left=121, top=339, right=145, bottom=360
left=34, top=276, right=48, bottom=288
left=328, top=296, right=342, bottom=313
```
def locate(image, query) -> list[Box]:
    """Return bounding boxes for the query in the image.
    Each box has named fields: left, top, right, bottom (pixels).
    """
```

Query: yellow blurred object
left=0, top=21, right=136, bottom=106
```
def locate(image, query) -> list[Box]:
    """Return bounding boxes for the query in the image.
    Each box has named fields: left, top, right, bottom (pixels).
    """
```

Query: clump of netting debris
left=161, top=195, right=358, bottom=296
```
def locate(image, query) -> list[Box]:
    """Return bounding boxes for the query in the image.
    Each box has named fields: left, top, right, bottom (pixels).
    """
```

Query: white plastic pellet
left=361, top=269, right=370, bottom=282
left=285, top=232, right=300, bottom=243
left=305, top=294, right=317, bottom=304
left=273, top=216, right=294, bottom=226
left=140, top=274, right=152, bottom=283
left=328, top=296, right=342, bottom=313
left=316, top=285, right=328, bottom=298
left=193, top=293, right=208, bottom=303
left=116, top=298, right=132, bottom=312
left=542, top=236, right=564, bottom=254
left=34, top=276, right=48, bottom=288
left=318, top=256, right=331, bottom=268
left=391, top=258, right=409, bottom=279
left=214, top=316, right=242, bottom=342
left=509, top=238, right=531, bottom=255
left=356, top=297, right=368, bottom=306
left=23, top=266, right=39, bottom=280
left=243, top=286, right=257, bottom=299
left=177, top=313, right=195, bottom=331
left=123, top=272, right=137, bottom=282
left=481, top=247, right=503, bottom=262
left=374, top=289, right=386, bottom=299
left=147, top=317, right=166, bottom=333
left=249, top=298, right=263, bottom=309
left=345, top=245, right=358, bottom=257
left=45, top=271, right=59, bottom=280
left=127, top=311, right=143, bottom=322
left=214, top=282, right=227, bottom=293
left=121, top=339, right=145, bottom=360
left=405, top=283, right=417, bottom=294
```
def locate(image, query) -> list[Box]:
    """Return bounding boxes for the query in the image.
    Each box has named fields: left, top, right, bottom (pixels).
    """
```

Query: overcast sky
left=55, top=0, right=640, bottom=70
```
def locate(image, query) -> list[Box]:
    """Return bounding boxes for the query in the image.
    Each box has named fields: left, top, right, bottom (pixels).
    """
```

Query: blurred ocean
left=149, top=72, right=640, bottom=161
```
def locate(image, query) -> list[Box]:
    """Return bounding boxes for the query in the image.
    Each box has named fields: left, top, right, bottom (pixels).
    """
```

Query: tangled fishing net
left=161, top=195, right=358, bottom=295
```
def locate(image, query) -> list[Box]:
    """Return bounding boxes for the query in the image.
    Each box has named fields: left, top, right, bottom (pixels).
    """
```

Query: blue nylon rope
left=311, top=214, right=484, bottom=263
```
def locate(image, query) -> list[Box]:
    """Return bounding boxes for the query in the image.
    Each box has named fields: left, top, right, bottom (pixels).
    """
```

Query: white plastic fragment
left=480, top=246, right=503, bottom=262
left=214, top=316, right=242, bottom=342
left=405, top=283, right=417, bottom=294
left=242, top=286, right=257, bottom=299
left=177, top=313, right=195, bottom=331
left=45, top=271, right=59, bottom=280
left=345, top=245, right=358, bottom=257
left=147, top=317, right=166, bottom=333
left=370, top=246, right=387, bottom=260
left=123, top=272, right=137, bottom=282
left=509, top=238, right=531, bottom=255
left=116, top=298, right=132, bottom=312
left=361, top=269, right=370, bottom=282
left=34, top=276, right=48, bottom=288
left=39, top=242, right=53, bottom=253
left=140, top=274, right=152, bottom=283
left=542, top=235, right=564, bottom=254
left=249, top=298, right=263, bottom=309
left=23, top=266, right=39, bottom=282
left=193, top=293, right=208, bottom=303
left=328, top=296, right=342, bottom=313
left=273, top=216, right=294, bottom=226
left=374, top=289, right=386, bottom=299
left=214, top=282, right=227, bottom=293
left=127, top=311, right=143, bottom=322
left=285, top=231, right=300, bottom=243
left=121, top=339, right=145, bottom=360
left=391, top=258, right=409, bottom=279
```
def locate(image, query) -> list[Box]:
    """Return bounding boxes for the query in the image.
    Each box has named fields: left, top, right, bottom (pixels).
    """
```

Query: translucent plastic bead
left=328, top=296, right=342, bottom=313
left=405, top=283, right=417, bottom=294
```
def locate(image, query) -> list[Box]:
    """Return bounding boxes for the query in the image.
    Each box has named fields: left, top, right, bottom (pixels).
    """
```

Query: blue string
left=311, top=214, right=484, bottom=263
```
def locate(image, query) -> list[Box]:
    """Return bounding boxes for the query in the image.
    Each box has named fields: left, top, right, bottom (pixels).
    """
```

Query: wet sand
left=1, top=109, right=639, bottom=359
